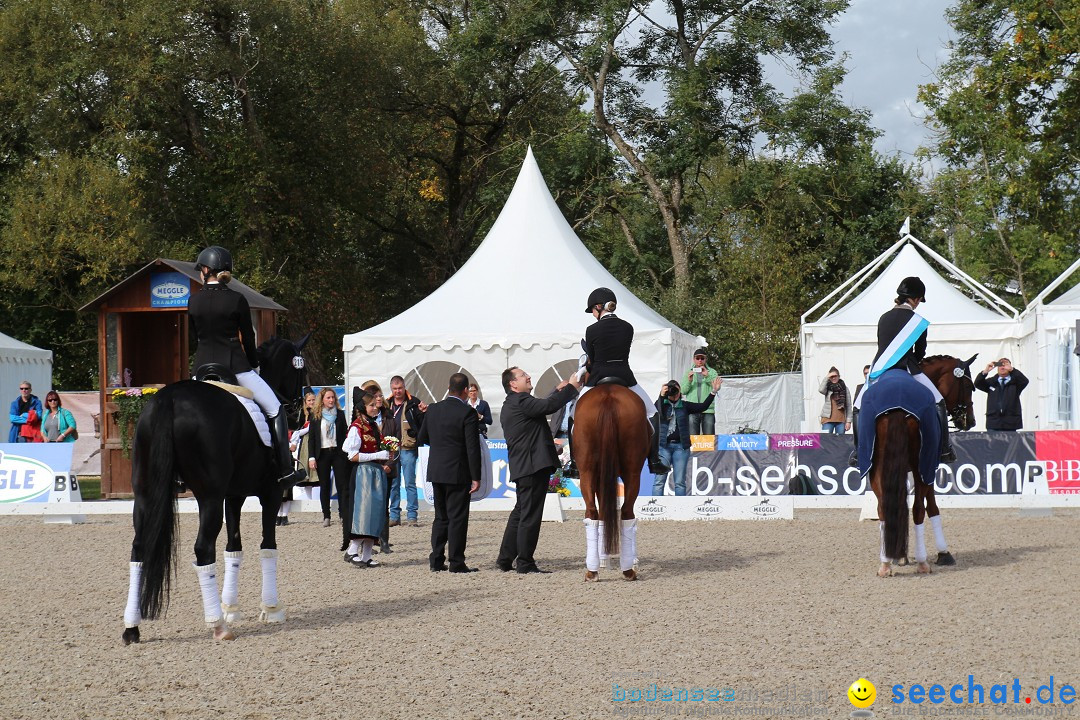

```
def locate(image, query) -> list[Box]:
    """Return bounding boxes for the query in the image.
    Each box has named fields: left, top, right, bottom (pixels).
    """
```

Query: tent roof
left=1048, top=280, right=1080, bottom=306
left=0, top=330, right=51, bottom=362
left=343, top=147, right=698, bottom=352
left=811, top=243, right=1011, bottom=326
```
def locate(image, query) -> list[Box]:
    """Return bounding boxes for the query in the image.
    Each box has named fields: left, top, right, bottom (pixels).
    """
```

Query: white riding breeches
left=574, top=383, right=657, bottom=419
left=235, top=370, right=280, bottom=417
left=854, top=369, right=942, bottom=411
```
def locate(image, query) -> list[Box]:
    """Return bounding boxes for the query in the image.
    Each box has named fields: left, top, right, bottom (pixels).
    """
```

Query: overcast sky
left=827, top=0, right=955, bottom=164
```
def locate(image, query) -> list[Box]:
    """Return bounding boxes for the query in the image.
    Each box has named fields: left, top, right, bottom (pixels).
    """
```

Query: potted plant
left=110, top=387, right=159, bottom=458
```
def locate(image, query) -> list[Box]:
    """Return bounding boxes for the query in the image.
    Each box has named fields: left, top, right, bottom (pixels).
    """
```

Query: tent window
left=402, top=361, right=476, bottom=405
left=1057, top=338, right=1073, bottom=423
left=533, top=359, right=580, bottom=400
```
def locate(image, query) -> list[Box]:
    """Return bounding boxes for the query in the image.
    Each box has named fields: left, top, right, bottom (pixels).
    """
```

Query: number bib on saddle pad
left=204, top=380, right=272, bottom=447
left=856, top=368, right=941, bottom=483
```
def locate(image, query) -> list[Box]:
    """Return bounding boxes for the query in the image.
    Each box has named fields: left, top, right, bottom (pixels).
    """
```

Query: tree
left=920, top=0, right=1080, bottom=304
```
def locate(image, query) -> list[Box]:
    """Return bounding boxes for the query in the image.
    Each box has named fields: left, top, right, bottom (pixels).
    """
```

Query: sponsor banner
left=662, top=431, right=1080, bottom=496
left=150, top=271, right=191, bottom=307
left=0, top=443, right=76, bottom=503
left=633, top=495, right=793, bottom=520
left=414, top=439, right=581, bottom=503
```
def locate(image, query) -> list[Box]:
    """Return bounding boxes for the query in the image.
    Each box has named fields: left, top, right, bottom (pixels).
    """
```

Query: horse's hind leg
left=619, top=474, right=640, bottom=581
left=192, top=500, right=234, bottom=640
left=221, top=498, right=245, bottom=623
left=123, top=499, right=146, bottom=645
left=924, top=485, right=955, bottom=566
left=581, top=481, right=600, bottom=581
left=912, top=477, right=931, bottom=574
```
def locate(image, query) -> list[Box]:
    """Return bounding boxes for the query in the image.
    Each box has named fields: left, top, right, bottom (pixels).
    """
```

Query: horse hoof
left=917, top=562, right=932, bottom=574
left=877, top=564, right=893, bottom=578
left=122, top=626, right=140, bottom=645
left=212, top=623, right=236, bottom=641
left=935, top=552, right=956, bottom=566
left=622, top=569, right=638, bottom=581
left=584, top=570, right=599, bottom=582
left=259, top=604, right=286, bottom=624
left=222, top=603, right=244, bottom=624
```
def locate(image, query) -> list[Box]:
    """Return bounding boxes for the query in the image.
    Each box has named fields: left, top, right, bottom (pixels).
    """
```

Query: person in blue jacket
left=9, top=381, right=42, bottom=443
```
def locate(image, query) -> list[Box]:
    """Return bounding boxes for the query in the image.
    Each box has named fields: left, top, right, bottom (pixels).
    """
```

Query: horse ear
left=295, top=331, right=312, bottom=351
left=963, top=354, right=978, bottom=369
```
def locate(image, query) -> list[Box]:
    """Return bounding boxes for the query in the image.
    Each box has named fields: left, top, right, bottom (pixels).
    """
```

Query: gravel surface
left=0, top=509, right=1076, bottom=720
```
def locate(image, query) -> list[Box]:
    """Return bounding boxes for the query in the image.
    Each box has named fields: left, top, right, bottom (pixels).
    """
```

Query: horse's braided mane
left=922, top=354, right=953, bottom=364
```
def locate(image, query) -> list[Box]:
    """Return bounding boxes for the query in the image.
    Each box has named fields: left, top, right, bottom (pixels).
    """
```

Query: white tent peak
left=344, top=148, right=691, bottom=351
left=803, top=235, right=1017, bottom=326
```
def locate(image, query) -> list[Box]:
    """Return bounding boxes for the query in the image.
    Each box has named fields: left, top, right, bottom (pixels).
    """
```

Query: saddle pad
left=857, top=368, right=940, bottom=483
left=233, top=393, right=271, bottom=447
left=205, top=380, right=254, bottom=399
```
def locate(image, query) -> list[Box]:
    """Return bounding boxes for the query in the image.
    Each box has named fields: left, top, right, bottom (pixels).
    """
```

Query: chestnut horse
left=870, top=354, right=976, bottom=577
left=573, top=383, right=649, bottom=581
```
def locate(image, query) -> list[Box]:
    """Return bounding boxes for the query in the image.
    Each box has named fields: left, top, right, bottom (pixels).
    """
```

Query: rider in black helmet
left=849, top=275, right=954, bottom=466
left=568, top=287, right=669, bottom=476
left=188, top=246, right=303, bottom=485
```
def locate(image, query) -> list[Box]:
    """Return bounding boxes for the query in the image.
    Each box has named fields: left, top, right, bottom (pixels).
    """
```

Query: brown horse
left=871, top=354, right=976, bottom=577
left=573, top=383, right=649, bottom=581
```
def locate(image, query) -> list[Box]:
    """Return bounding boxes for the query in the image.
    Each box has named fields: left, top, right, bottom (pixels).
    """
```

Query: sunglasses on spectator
left=47, top=399, right=58, bottom=403
left=20, top=387, right=30, bottom=391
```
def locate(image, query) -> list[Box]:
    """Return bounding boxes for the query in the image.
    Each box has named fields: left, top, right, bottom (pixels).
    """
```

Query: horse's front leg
left=912, top=477, right=931, bottom=574
left=257, top=488, right=286, bottom=624
left=924, top=485, right=955, bottom=566
left=221, top=497, right=245, bottom=623
left=619, top=473, right=640, bottom=581
left=193, top=499, right=234, bottom=640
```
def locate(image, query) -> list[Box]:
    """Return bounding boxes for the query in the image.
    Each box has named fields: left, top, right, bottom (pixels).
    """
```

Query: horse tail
left=881, top=412, right=910, bottom=561
left=136, top=391, right=178, bottom=620
left=595, top=391, right=621, bottom=556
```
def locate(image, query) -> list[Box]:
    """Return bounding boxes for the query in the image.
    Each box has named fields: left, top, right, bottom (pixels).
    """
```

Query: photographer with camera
left=974, top=358, right=1028, bottom=431
left=652, top=376, right=723, bottom=496
left=683, top=348, right=719, bottom=436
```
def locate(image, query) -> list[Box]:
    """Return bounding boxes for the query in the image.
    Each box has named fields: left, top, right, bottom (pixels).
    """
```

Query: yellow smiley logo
left=848, top=678, right=876, bottom=709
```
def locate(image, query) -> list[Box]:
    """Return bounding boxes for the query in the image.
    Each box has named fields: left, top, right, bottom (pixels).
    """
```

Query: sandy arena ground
left=0, top=508, right=1077, bottom=720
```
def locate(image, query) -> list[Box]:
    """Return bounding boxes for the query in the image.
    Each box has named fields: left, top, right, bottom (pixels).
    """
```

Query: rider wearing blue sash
left=849, top=276, right=955, bottom=465
left=568, top=288, right=668, bottom=476
left=188, top=245, right=301, bottom=484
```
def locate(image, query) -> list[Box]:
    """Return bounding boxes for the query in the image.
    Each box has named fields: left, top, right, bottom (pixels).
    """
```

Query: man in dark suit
left=974, top=358, right=1029, bottom=431
left=417, top=373, right=482, bottom=573
left=497, top=367, right=580, bottom=574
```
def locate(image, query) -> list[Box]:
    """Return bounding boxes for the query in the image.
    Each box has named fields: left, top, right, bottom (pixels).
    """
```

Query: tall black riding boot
left=848, top=408, right=860, bottom=467
left=562, top=417, right=579, bottom=479
left=647, top=415, right=670, bottom=475
left=937, top=400, right=956, bottom=463
left=272, top=407, right=306, bottom=486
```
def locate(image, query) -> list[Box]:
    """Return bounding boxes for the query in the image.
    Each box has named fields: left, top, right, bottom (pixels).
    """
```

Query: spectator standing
left=417, top=373, right=482, bottom=573
left=341, top=391, right=392, bottom=567
left=497, top=367, right=580, bottom=574
left=281, top=390, right=319, bottom=526
left=308, top=388, right=350, bottom=534
left=387, top=376, right=426, bottom=527
left=653, top=377, right=722, bottom=496
left=41, top=391, right=77, bottom=443
left=9, top=381, right=42, bottom=443
left=852, top=365, right=871, bottom=406
left=466, top=383, right=493, bottom=437
left=683, top=348, right=719, bottom=435
left=818, top=367, right=851, bottom=435
left=361, top=380, right=394, bottom=554
left=974, top=358, right=1029, bottom=431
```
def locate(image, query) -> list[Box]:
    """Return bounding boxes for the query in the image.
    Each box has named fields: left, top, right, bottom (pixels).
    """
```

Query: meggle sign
left=0, top=446, right=72, bottom=503
left=150, top=271, right=190, bottom=307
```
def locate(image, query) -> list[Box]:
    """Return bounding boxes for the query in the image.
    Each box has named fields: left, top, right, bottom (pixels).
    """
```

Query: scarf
left=827, top=380, right=848, bottom=411
left=321, top=408, right=338, bottom=447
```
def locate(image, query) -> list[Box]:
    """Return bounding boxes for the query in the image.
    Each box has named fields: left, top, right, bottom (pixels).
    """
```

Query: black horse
left=122, top=334, right=309, bottom=643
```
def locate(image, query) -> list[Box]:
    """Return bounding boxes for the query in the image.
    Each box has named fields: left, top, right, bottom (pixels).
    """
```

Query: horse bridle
left=946, top=364, right=975, bottom=430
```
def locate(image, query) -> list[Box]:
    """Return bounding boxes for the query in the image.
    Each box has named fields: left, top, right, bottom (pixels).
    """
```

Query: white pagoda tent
left=342, top=148, right=703, bottom=436
left=0, top=330, right=52, bottom=412
left=1018, top=258, right=1080, bottom=429
left=800, top=229, right=1021, bottom=431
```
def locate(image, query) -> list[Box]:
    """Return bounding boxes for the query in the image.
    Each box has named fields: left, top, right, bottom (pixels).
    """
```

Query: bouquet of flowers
left=380, top=435, right=401, bottom=454
left=548, top=468, right=571, bottom=497
left=111, top=387, right=159, bottom=457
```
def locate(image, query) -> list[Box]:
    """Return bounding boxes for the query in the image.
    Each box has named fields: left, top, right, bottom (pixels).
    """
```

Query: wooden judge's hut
left=80, top=259, right=285, bottom=497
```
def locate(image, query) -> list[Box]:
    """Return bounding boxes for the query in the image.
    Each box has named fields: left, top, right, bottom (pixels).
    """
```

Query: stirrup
left=847, top=450, right=858, bottom=468
left=939, top=447, right=956, bottom=463
left=562, top=460, right=579, bottom=480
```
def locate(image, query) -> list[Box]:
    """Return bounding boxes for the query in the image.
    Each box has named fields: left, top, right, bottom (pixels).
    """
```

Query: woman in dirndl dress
left=341, top=391, right=393, bottom=567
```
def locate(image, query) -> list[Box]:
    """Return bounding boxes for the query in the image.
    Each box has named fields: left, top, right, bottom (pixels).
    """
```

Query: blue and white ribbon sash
left=869, top=312, right=929, bottom=379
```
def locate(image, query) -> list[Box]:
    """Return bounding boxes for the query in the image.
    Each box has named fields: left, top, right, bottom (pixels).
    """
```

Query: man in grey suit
left=496, top=367, right=580, bottom=574
left=417, top=373, right=482, bottom=573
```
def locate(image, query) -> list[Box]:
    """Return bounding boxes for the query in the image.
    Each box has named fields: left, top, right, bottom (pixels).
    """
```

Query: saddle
left=594, top=376, right=630, bottom=387
left=194, top=364, right=268, bottom=445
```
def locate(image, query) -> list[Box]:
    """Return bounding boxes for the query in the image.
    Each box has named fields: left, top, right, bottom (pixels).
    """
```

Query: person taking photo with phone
left=974, top=358, right=1028, bottom=431
left=683, top=348, right=719, bottom=436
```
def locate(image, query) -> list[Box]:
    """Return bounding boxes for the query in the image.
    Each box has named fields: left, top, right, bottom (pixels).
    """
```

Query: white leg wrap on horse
left=597, top=521, right=613, bottom=565
left=259, top=549, right=279, bottom=608
left=221, top=551, right=243, bottom=608
left=930, top=514, right=948, bottom=552
left=124, top=562, right=143, bottom=628
left=360, top=538, right=373, bottom=562
left=584, top=519, right=600, bottom=572
left=620, top=519, right=638, bottom=572
left=878, top=521, right=890, bottom=563
left=194, top=562, right=223, bottom=626
left=913, top=523, right=928, bottom=563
